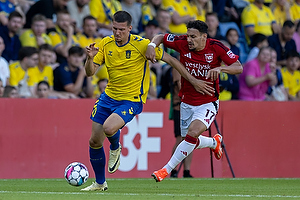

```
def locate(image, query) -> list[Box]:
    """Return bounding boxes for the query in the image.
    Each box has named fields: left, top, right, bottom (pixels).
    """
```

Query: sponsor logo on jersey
left=227, top=50, right=236, bottom=59
left=184, top=53, right=191, bottom=59
left=108, top=51, right=113, bottom=56
left=205, top=53, right=213, bottom=63
left=166, top=34, right=175, bottom=42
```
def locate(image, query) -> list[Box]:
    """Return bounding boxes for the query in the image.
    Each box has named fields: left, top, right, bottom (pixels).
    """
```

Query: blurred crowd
left=0, top=0, right=299, bottom=101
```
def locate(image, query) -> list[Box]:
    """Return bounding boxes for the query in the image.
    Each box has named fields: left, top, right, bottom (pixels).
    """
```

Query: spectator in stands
left=121, top=0, right=142, bottom=34
left=28, top=44, right=55, bottom=88
left=53, top=46, right=93, bottom=98
left=9, top=47, right=39, bottom=98
left=156, top=8, right=171, bottom=34
left=226, top=28, right=240, bottom=57
left=190, top=0, right=213, bottom=22
left=268, top=20, right=296, bottom=67
left=97, top=78, right=108, bottom=95
left=291, top=0, right=300, bottom=24
left=48, top=10, right=79, bottom=64
left=281, top=50, right=300, bottom=101
left=0, top=36, right=9, bottom=87
left=212, top=0, right=239, bottom=23
left=141, top=0, right=162, bottom=27
left=77, top=15, right=102, bottom=48
left=293, top=22, right=300, bottom=53
left=25, top=0, right=69, bottom=30
left=246, top=33, right=268, bottom=63
left=20, top=14, right=52, bottom=48
left=67, top=0, right=90, bottom=32
left=89, top=0, right=121, bottom=37
left=206, top=12, right=226, bottom=40
left=36, top=80, right=52, bottom=98
left=0, top=11, right=22, bottom=63
left=162, top=0, right=194, bottom=35
left=241, top=0, right=280, bottom=44
left=0, top=0, right=26, bottom=26
left=270, top=0, right=293, bottom=27
left=238, top=47, right=277, bottom=101
left=0, top=79, right=4, bottom=97
left=266, top=48, right=288, bottom=101
left=3, top=85, right=19, bottom=98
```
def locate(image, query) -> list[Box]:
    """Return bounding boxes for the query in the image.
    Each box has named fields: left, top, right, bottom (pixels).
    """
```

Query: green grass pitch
left=0, top=178, right=299, bottom=200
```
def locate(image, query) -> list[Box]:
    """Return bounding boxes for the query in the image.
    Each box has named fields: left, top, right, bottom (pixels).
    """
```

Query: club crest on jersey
left=167, top=34, right=175, bottom=42
left=126, top=50, right=131, bottom=59
left=227, top=50, right=236, bottom=59
left=205, top=53, right=213, bottom=63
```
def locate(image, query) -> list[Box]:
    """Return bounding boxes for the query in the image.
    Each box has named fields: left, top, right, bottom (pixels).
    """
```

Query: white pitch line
left=0, top=190, right=299, bottom=198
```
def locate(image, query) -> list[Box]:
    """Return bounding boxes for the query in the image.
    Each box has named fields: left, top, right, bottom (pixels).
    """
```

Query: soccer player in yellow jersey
left=241, top=0, right=280, bottom=44
left=81, top=11, right=207, bottom=191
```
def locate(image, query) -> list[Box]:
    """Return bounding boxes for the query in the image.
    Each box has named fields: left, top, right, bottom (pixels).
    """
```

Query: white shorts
left=180, top=100, right=219, bottom=137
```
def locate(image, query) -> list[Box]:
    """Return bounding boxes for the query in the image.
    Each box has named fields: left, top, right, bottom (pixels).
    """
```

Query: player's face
left=186, top=28, right=207, bottom=51
left=112, top=21, right=132, bottom=45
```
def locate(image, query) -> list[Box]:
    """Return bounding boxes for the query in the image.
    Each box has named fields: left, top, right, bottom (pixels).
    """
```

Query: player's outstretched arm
left=206, top=60, right=243, bottom=81
left=85, top=43, right=100, bottom=77
left=162, top=53, right=215, bottom=96
left=145, top=34, right=164, bottom=63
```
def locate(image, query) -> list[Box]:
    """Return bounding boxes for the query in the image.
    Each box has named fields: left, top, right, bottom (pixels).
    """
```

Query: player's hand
left=146, top=45, right=157, bottom=63
left=206, top=68, right=221, bottom=81
left=86, top=43, right=99, bottom=59
left=193, top=79, right=215, bottom=96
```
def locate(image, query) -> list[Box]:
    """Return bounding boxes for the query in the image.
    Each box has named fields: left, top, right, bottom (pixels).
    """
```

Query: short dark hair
left=83, top=15, right=97, bottom=25
left=226, top=28, right=239, bottom=38
left=68, top=46, right=84, bottom=56
left=19, top=47, right=38, bottom=60
left=283, top=20, right=295, bottom=29
left=286, top=50, right=300, bottom=60
left=8, top=11, right=22, bottom=20
left=250, top=33, right=267, bottom=48
left=37, top=80, right=50, bottom=89
left=113, top=11, right=132, bottom=26
left=39, top=44, right=54, bottom=53
left=186, top=20, right=208, bottom=34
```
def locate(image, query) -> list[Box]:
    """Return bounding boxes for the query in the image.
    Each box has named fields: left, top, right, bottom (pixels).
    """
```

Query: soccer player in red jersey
left=146, top=20, right=243, bottom=182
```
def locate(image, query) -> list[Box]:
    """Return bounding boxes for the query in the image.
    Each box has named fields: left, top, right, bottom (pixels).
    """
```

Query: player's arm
left=206, top=60, right=243, bottom=81
left=84, top=43, right=100, bottom=77
left=162, top=53, right=215, bottom=96
left=145, top=34, right=165, bottom=63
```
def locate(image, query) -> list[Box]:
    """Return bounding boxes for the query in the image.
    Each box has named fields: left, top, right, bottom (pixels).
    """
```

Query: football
left=64, top=162, right=89, bottom=186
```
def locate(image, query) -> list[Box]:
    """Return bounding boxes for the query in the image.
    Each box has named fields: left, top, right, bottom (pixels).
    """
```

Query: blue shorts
left=90, top=92, right=143, bottom=126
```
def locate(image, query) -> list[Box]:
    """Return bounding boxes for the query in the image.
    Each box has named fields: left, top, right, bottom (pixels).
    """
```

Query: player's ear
left=128, top=25, right=132, bottom=32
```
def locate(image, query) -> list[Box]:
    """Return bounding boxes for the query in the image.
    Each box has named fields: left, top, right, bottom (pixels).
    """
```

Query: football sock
left=195, top=135, right=216, bottom=149
left=106, top=130, right=120, bottom=150
left=164, top=135, right=197, bottom=174
left=89, top=146, right=106, bottom=184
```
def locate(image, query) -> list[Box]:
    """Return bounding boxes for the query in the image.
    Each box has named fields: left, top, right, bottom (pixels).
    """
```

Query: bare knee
left=103, top=125, right=116, bottom=136
left=89, top=138, right=103, bottom=148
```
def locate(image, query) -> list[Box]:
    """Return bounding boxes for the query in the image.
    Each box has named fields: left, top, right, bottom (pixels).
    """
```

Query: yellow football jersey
left=76, top=33, right=102, bottom=49
left=291, top=2, right=300, bottom=23
left=281, top=67, right=300, bottom=97
left=93, top=34, right=163, bottom=103
left=9, top=62, right=38, bottom=87
left=20, top=29, right=52, bottom=48
left=190, top=4, right=206, bottom=22
left=27, top=65, right=54, bottom=86
left=48, top=26, right=79, bottom=49
left=162, top=0, right=194, bottom=35
left=241, top=3, right=276, bottom=43
left=272, top=5, right=294, bottom=26
left=89, top=0, right=121, bottom=25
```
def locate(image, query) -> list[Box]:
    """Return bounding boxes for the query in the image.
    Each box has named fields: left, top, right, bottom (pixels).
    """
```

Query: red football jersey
left=163, top=34, right=239, bottom=106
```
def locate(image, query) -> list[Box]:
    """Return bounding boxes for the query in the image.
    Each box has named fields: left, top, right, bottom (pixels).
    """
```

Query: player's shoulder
left=208, top=38, right=228, bottom=50
left=130, top=34, right=149, bottom=44
left=165, top=33, right=186, bottom=42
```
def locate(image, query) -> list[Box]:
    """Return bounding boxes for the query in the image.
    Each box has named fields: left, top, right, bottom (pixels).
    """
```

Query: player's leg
left=81, top=121, right=108, bottom=191
left=105, top=100, right=143, bottom=173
